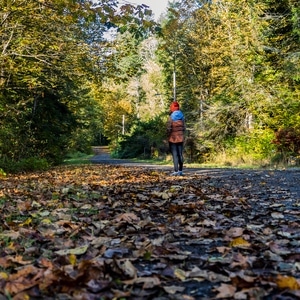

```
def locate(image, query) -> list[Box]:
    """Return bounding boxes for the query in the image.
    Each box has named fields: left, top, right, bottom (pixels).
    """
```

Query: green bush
left=115, top=117, right=167, bottom=159
left=0, top=157, right=49, bottom=174
left=206, top=128, right=276, bottom=167
left=232, top=129, right=276, bottom=160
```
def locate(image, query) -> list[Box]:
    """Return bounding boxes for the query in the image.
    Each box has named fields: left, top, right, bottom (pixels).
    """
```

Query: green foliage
left=229, top=129, right=276, bottom=160
left=0, top=168, right=6, bottom=177
left=0, top=157, right=49, bottom=174
left=63, top=151, right=93, bottom=165
left=0, top=0, right=158, bottom=168
left=155, top=0, right=299, bottom=166
left=114, top=116, right=167, bottom=159
left=203, top=129, right=276, bottom=167
left=1, top=0, right=298, bottom=168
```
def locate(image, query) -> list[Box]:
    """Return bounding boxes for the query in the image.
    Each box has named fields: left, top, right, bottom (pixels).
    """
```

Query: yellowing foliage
left=229, top=237, right=251, bottom=248
left=276, top=275, right=300, bottom=290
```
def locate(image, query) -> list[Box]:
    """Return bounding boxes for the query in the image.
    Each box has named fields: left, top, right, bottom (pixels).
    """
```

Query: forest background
left=0, top=0, right=299, bottom=174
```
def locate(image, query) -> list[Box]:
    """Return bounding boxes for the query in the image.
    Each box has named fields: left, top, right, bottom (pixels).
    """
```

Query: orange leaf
left=229, top=237, right=251, bottom=248
left=5, top=265, right=40, bottom=295
left=277, top=275, right=300, bottom=290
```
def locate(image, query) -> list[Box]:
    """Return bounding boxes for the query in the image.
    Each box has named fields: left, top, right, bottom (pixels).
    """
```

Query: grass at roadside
left=63, top=149, right=287, bottom=170
left=63, top=152, right=266, bottom=170
left=63, top=152, right=93, bottom=165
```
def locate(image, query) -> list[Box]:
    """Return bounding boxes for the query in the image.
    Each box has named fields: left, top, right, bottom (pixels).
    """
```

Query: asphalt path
left=90, top=146, right=300, bottom=200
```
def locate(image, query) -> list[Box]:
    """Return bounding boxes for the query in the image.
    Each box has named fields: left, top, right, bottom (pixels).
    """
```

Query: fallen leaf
left=163, top=285, right=185, bottom=294
left=226, top=227, right=244, bottom=237
left=276, top=275, right=300, bottom=290
left=134, top=276, right=160, bottom=289
left=116, top=259, right=137, bottom=278
left=55, top=245, right=88, bottom=255
left=214, top=283, right=236, bottom=298
left=115, top=212, right=140, bottom=223
left=174, top=268, right=186, bottom=281
left=271, top=212, right=284, bottom=219
left=69, top=254, right=76, bottom=266
left=229, top=237, right=251, bottom=248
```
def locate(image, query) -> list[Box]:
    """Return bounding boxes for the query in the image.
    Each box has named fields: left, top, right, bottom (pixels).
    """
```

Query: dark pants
left=169, top=142, right=184, bottom=172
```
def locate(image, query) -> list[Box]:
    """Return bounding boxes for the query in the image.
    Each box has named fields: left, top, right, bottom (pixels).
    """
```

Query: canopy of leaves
left=0, top=0, right=157, bottom=168
left=157, top=0, right=299, bottom=162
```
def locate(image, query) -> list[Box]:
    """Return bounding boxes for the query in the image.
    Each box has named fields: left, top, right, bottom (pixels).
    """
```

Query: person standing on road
left=167, top=101, right=185, bottom=176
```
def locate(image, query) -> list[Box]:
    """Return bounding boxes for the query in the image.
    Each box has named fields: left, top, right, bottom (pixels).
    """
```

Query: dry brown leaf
left=226, top=227, right=244, bottom=238
left=216, top=246, right=231, bottom=254
left=214, top=283, right=236, bottom=298
left=115, top=212, right=140, bottom=223
left=134, top=276, right=160, bottom=289
left=5, top=265, right=41, bottom=295
left=163, top=285, right=185, bottom=294
left=1, top=164, right=299, bottom=299
left=230, top=252, right=250, bottom=268
left=116, top=259, right=137, bottom=278
left=8, top=255, right=33, bottom=265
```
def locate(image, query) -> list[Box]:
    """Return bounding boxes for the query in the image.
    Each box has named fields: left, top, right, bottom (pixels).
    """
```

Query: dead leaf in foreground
left=276, top=274, right=300, bottom=290
left=214, top=283, right=236, bottom=298
left=0, top=165, right=299, bottom=299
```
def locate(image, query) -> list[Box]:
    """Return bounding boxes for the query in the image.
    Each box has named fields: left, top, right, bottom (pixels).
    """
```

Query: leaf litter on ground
left=0, top=164, right=300, bottom=299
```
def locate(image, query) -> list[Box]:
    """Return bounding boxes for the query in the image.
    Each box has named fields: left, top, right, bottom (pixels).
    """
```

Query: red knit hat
left=170, top=101, right=180, bottom=112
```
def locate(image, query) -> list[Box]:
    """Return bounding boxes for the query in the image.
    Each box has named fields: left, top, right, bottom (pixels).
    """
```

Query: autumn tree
left=0, top=0, right=156, bottom=171
left=158, top=0, right=299, bottom=165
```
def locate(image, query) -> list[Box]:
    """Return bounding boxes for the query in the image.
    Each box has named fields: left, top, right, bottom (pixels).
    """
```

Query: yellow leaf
left=277, top=275, right=300, bottom=290
left=41, top=218, right=52, bottom=224
left=174, top=268, right=186, bottom=281
left=69, top=254, right=76, bottom=266
left=229, top=237, right=251, bottom=248
left=151, top=171, right=159, bottom=176
left=19, top=218, right=32, bottom=227
left=8, top=242, right=16, bottom=251
left=0, top=272, right=8, bottom=280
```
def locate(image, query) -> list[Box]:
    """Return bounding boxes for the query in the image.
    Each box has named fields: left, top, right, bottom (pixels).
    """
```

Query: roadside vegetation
left=1, top=0, right=299, bottom=175
left=0, top=2, right=299, bottom=298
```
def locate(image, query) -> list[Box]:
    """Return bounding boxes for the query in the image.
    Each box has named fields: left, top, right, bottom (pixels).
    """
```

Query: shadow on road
left=90, top=146, right=300, bottom=199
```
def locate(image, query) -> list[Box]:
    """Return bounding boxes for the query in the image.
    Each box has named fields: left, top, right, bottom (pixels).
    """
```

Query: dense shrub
left=272, top=127, right=300, bottom=155
left=271, top=127, right=300, bottom=165
left=0, top=157, right=49, bottom=174
left=203, top=129, right=276, bottom=166
left=114, top=117, right=167, bottom=159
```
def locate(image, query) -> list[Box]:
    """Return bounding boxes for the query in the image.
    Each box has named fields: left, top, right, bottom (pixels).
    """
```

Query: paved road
left=90, top=146, right=300, bottom=200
